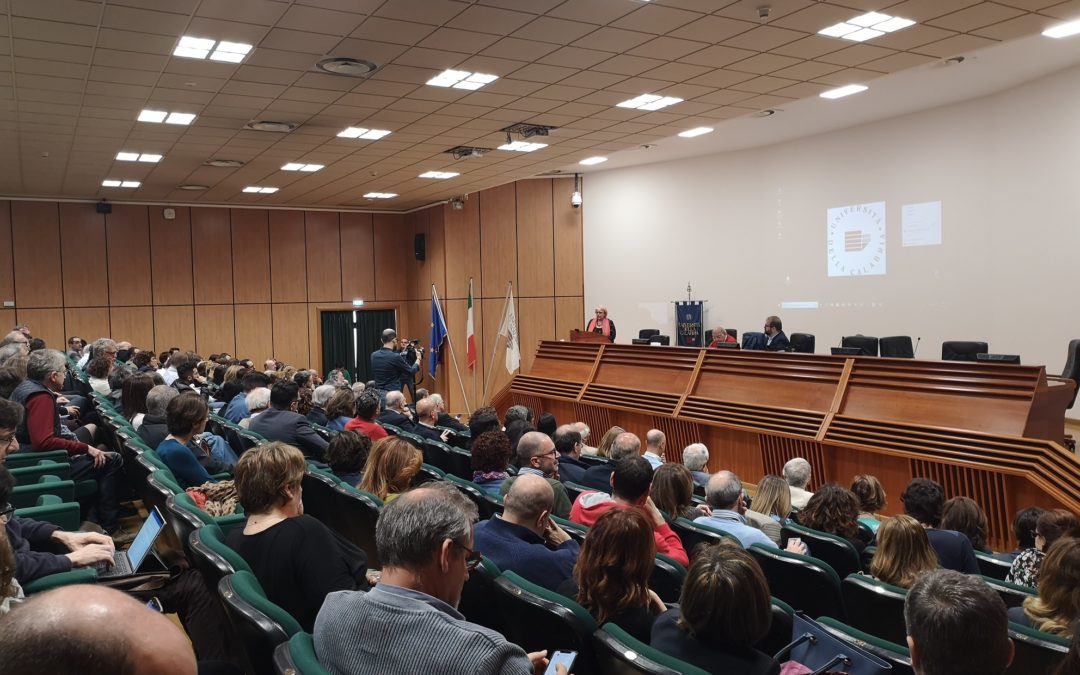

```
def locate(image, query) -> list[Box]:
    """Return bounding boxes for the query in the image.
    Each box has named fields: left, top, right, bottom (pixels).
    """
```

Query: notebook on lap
left=96, top=507, right=167, bottom=579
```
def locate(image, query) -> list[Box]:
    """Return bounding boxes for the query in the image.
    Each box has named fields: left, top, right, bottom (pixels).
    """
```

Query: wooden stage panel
left=694, top=350, right=843, bottom=413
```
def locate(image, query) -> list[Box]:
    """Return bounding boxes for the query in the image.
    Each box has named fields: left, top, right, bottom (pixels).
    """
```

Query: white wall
left=583, top=63, right=1080, bottom=384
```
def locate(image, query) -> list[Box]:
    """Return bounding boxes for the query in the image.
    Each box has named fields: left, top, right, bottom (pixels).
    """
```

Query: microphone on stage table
left=913, top=336, right=921, bottom=356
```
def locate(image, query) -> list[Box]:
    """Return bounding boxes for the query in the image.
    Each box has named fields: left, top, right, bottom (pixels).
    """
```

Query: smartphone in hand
left=544, top=650, right=577, bottom=675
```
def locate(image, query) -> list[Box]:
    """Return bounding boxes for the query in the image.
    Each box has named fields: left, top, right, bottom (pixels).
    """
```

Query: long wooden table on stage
left=493, top=341, right=1078, bottom=550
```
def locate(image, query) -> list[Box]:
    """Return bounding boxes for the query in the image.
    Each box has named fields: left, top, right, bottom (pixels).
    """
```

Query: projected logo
left=827, top=201, right=886, bottom=277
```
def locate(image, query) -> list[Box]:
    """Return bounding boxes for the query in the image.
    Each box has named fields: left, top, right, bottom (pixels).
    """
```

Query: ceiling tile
left=769, top=81, right=831, bottom=98
left=592, top=54, right=667, bottom=75
left=196, top=0, right=290, bottom=26
left=770, top=60, right=843, bottom=80
left=772, top=35, right=848, bottom=59
left=538, top=46, right=615, bottom=69
left=571, top=26, right=654, bottom=52
left=10, top=0, right=102, bottom=25
left=816, top=44, right=897, bottom=68
left=349, top=17, right=435, bottom=45
left=857, top=51, right=937, bottom=73
left=481, top=37, right=561, bottom=61
left=629, top=36, right=710, bottom=61
left=640, top=61, right=713, bottom=82
left=505, top=63, right=579, bottom=83
left=278, top=5, right=367, bottom=36
left=557, top=70, right=627, bottom=89
left=927, top=2, right=1026, bottom=31
left=419, top=27, right=502, bottom=53
left=914, top=33, right=999, bottom=57
left=882, top=0, right=982, bottom=22
left=261, top=28, right=342, bottom=55
left=722, top=25, right=807, bottom=51
left=770, top=3, right=867, bottom=32
left=811, top=67, right=882, bottom=86
left=684, top=68, right=758, bottom=88
left=530, top=83, right=595, bottom=101
left=512, top=17, right=598, bottom=44
left=547, top=0, right=640, bottom=25
left=11, top=17, right=97, bottom=46
left=393, top=47, right=469, bottom=70
left=446, top=5, right=536, bottom=34
left=970, top=13, right=1054, bottom=40
left=730, top=75, right=800, bottom=93
left=102, top=5, right=189, bottom=36
left=679, top=44, right=758, bottom=68
left=374, top=0, right=470, bottom=26
left=725, top=52, right=804, bottom=74
left=610, top=5, right=704, bottom=34
left=669, top=15, right=758, bottom=43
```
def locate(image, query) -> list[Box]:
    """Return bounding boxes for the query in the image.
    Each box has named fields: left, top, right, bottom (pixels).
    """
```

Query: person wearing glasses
left=315, top=481, right=561, bottom=675
left=227, top=442, right=369, bottom=632
left=0, top=331, right=29, bottom=357
left=499, top=431, right=572, bottom=519
left=763, top=315, right=789, bottom=351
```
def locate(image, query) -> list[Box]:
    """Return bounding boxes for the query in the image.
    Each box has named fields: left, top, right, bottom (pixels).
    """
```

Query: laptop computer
left=97, top=506, right=167, bottom=579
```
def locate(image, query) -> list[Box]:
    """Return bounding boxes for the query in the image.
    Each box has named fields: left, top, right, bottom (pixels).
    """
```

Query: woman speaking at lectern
left=586, top=306, right=616, bottom=342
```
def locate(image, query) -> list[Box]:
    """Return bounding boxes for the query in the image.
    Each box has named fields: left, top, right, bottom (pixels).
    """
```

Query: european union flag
left=429, top=292, right=448, bottom=377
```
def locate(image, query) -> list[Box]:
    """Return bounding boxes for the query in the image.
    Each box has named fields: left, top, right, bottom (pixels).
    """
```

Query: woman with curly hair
left=795, top=483, right=871, bottom=553
left=870, top=515, right=938, bottom=589
left=941, top=496, right=992, bottom=554
left=1010, top=536, right=1080, bottom=638
left=325, top=430, right=371, bottom=487
left=1008, top=509, right=1080, bottom=588
left=359, top=436, right=422, bottom=503
left=560, top=507, right=665, bottom=642
left=471, top=431, right=513, bottom=496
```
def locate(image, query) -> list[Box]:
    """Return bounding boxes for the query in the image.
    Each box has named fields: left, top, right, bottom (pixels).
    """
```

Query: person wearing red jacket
left=569, top=455, right=688, bottom=567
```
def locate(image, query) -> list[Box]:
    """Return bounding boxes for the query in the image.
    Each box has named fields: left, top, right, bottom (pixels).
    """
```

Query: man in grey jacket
left=314, top=482, right=560, bottom=675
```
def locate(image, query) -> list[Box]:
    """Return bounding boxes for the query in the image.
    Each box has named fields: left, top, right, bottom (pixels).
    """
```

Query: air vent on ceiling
left=178, top=184, right=209, bottom=190
left=502, top=122, right=557, bottom=138
left=445, top=146, right=492, bottom=160
left=204, top=159, right=245, bottom=168
left=537, top=170, right=563, bottom=175
left=316, top=57, right=379, bottom=78
left=244, top=120, right=298, bottom=133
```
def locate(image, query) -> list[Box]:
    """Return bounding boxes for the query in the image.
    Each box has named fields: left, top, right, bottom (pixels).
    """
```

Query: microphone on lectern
left=913, top=337, right=921, bottom=356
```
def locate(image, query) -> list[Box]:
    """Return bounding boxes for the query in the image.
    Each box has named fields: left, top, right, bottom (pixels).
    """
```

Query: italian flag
left=466, top=278, right=476, bottom=369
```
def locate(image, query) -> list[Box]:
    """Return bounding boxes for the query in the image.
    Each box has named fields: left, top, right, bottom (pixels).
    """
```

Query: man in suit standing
left=371, top=329, right=418, bottom=394
left=248, top=381, right=329, bottom=462
left=764, top=315, right=789, bottom=351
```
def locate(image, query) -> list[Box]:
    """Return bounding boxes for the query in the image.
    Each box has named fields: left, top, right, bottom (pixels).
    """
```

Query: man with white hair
left=429, top=393, right=467, bottom=432
left=783, top=457, right=814, bottom=509
left=682, top=443, right=710, bottom=487
left=0, top=331, right=30, bottom=357
left=377, top=390, right=416, bottom=432
left=573, top=422, right=596, bottom=455
left=307, top=383, right=335, bottom=427
left=643, top=429, right=665, bottom=469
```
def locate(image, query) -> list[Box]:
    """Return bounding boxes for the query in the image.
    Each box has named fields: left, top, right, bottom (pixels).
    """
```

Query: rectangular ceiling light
left=678, top=127, right=713, bottom=138
left=174, top=36, right=252, bottom=63
left=419, top=171, right=459, bottom=179
left=819, top=12, right=914, bottom=42
left=615, top=94, right=683, bottom=111
left=120, top=181, right=141, bottom=188
left=820, top=84, right=868, bottom=99
left=243, top=186, right=278, bottom=193
left=139, top=109, right=195, bottom=125
left=426, top=69, right=499, bottom=90
left=579, top=156, right=607, bottom=165
left=281, top=163, right=324, bottom=172
left=497, top=141, right=547, bottom=152
left=364, top=192, right=398, bottom=199
left=101, top=180, right=122, bottom=187
left=117, top=152, right=162, bottom=163
left=337, top=127, right=392, bottom=140
left=1043, top=20, right=1080, bottom=38
left=102, top=179, right=140, bottom=188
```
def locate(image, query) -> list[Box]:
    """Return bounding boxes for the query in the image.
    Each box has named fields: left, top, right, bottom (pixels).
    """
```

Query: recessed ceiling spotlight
left=615, top=94, right=683, bottom=111
left=498, top=141, right=547, bottom=152
left=819, top=12, right=915, bottom=42
left=419, top=171, right=459, bottom=179
left=102, top=179, right=141, bottom=188
left=116, top=152, right=163, bottom=163
left=204, top=159, right=245, bottom=168
left=242, top=186, right=278, bottom=194
left=1043, top=19, right=1080, bottom=38
left=678, top=127, right=713, bottom=138
left=178, top=184, right=208, bottom=191
left=244, top=120, right=298, bottom=133
left=173, top=36, right=252, bottom=63
left=316, top=57, right=379, bottom=78
left=363, top=192, right=397, bottom=199
left=426, top=69, right=499, bottom=90
left=751, top=108, right=779, bottom=118
left=138, top=109, right=196, bottom=125
left=579, top=156, right=607, bottom=165
left=820, top=84, right=868, bottom=99
left=337, top=127, right=392, bottom=140
left=281, top=163, right=325, bottom=172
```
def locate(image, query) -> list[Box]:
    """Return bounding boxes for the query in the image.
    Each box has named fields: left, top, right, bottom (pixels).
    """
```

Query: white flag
left=499, top=286, right=520, bottom=373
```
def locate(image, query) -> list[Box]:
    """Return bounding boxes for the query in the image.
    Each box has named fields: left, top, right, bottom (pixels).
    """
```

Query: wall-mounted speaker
left=414, top=233, right=426, bottom=261
left=95, top=200, right=112, bottom=214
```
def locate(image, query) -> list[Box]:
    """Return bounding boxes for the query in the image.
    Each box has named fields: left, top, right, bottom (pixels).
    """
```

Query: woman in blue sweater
left=156, top=392, right=215, bottom=489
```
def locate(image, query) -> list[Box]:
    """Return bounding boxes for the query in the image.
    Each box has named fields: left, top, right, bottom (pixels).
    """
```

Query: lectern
left=569, top=329, right=609, bottom=344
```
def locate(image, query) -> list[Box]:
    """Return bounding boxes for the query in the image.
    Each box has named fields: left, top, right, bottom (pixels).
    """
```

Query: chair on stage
left=841, top=335, right=879, bottom=357
left=789, top=333, right=815, bottom=354
left=1060, top=339, right=1080, bottom=409
left=638, top=329, right=659, bottom=340
left=941, top=340, right=988, bottom=361
left=879, top=336, right=915, bottom=358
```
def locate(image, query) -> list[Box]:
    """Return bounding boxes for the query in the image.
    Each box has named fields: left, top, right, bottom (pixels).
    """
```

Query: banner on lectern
left=675, top=301, right=703, bottom=347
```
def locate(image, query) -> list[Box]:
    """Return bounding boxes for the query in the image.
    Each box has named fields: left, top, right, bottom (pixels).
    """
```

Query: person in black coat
left=763, top=316, right=789, bottom=351
left=375, top=391, right=416, bottom=432
left=901, top=478, right=980, bottom=573
left=553, top=425, right=588, bottom=485
left=370, top=329, right=417, bottom=394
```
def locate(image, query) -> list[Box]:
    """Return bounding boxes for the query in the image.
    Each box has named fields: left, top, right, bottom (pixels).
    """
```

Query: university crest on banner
left=675, top=301, right=703, bottom=347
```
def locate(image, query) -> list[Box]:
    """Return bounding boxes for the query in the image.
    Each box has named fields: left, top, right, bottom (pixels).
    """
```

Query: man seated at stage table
left=585, top=305, right=616, bottom=342
left=763, top=315, right=789, bottom=351
left=708, top=326, right=737, bottom=347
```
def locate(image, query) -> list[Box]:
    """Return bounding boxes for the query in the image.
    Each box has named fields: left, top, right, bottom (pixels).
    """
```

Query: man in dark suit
left=901, top=477, right=980, bottom=573
left=553, top=425, right=588, bottom=485
left=370, top=329, right=418, bottom=394
left=376, top=391, right=416, bottom=432
left=580, top=432, right=640, bottom=492
left=411, top=397, right=451, bottom=443
left=429, top=393, right=467, bottom=432
left=248, top=381, right=329, bottom=461
left=763, top=315, right=790, bottom=351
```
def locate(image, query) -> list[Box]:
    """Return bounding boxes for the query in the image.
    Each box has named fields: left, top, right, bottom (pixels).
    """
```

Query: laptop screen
left=127, top=508, right=166, bottom=569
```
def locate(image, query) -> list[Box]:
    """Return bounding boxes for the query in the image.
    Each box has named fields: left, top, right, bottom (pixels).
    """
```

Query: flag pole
left=433, top=284, right=472, bottom=414
left=481, top=281, right=512, bottom=405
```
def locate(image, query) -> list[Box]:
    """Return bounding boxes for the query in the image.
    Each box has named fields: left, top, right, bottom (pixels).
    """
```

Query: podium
left=569, top=329, right=610, bottom=344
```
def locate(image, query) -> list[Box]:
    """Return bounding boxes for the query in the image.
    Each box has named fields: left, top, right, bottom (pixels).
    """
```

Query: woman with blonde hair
left=594, top=425, right=625, bottom=459
left=745, top=475, right=790, bottom=545
left=1011, top=536, right=1080, bottom=638
left=359, top=436, right=423, bottom=503
left=870, top=515, right=938, bottom=588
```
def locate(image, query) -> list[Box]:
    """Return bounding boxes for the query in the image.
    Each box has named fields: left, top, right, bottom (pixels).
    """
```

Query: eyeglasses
left=0, top=503, right=14, bottom=520
left=453, top=541, right=484, bottom=571
left=535, top=450, right=558, bottom=460
left=0, top=432, right=16, bottom=447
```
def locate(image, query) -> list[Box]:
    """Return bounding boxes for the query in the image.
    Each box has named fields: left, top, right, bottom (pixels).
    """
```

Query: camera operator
left=399, top=337, right=423, bottom=403
left=370, top=329, right=419, bottom=396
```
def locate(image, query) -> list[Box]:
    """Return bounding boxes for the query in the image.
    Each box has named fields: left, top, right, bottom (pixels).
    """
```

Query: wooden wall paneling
left=234, top=304, right=273, bottom=363
left=15, top=308, right=65, bottom=349
left=231, top=209, right=271, bottom=303
left=0, top=202, right=13, bottom=304
left=339, top=212, right=375, bottom=302
left=191, top=208, right=234, bottom=305
left=12, top=201, right=62, bottom=308
left=195, top=305, right=236, bottom=356
left=304, top=211, right=341, bottom=302
left=553, top=177, right=584, bottom=297
left=481, top=297, right=516, bottom=404
left=153, top=306, right=196, bottom=352
left=104, top=205, right=152, bottom=306
left=443, top=298, right=484, bottom=415
left=58, top=204, right=108, bottom=307
left=426, top=207, right=447, bottom=300
left=518, top=297, right=555, bottom=374
left=409, top=210, right=429, bottom=300
left=373, top=213, right=409, bottom=302
left=64, top=307, right=110, bottom=344
left=443, top=196, right=481, bottom=300
left=0, top=310, right=13, bottom=332
left=555, top=296, right=585, bottom=342
left=271, top=303, right=309, bottom=368
left=149, top=206, right=194, bottom=306
left=480, top=182, right=518, bottom=299
left=269, top=211, right=307, bottom=303
left=516, top=179, right=555, bottom=297
left=110, top=306, right=154, bottom=348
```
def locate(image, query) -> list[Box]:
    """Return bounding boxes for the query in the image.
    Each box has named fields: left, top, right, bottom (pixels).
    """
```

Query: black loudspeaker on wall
left=414, top=233, right=426, bottom=261
left=95, top=200, right=112, bottom=214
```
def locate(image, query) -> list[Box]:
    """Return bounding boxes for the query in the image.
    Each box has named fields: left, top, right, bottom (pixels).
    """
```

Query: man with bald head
left=412, top=397, right=451, bottom=443
left=0, top=585, right=197, bottom=674
left=580, top=431, right=641, bottom=492
left=473, top=473, right=580, bottom=591
left=377, top=390, right=416, bottom=431
left=499, top=431, right=572, bottom=518
left=643, top=429, right=665, bottom=469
